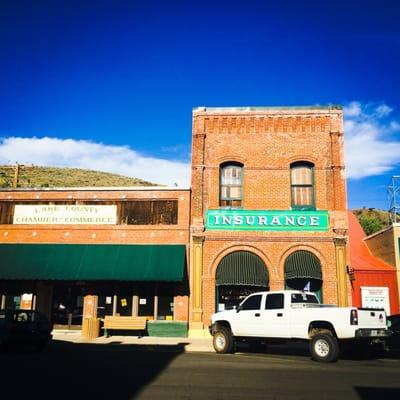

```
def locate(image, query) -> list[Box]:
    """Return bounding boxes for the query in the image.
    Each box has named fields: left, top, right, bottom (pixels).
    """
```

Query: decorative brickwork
left=190, top=106, right=349, bottom=328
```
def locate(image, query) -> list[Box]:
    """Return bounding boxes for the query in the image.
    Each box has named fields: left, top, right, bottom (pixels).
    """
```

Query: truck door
left=231, top=293, right=263, bottom=337
left=258, top=293, right=289, bottom=338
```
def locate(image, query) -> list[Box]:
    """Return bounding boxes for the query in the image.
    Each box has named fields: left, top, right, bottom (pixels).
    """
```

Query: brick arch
left=286, top=155, right=319, bottom=166
left=215, top=154, right=248, bottom=166
left=278, top=244, right=327, bottom=281
left=208, top=244, right=273, bottom=279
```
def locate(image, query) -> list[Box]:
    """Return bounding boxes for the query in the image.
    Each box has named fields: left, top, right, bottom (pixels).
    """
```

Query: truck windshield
left=291, top=293, right=319, bottom=304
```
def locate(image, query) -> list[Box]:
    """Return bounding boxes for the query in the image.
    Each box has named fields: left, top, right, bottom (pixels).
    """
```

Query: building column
left=334, top=236, right=348, bottom=306
left=154, top=295, right=158, bottom=320
left=132, top=295, right=139, bottom=317
left=112, top=295, right=117, bottom=316
left=189, top=235, right=205, bottom=336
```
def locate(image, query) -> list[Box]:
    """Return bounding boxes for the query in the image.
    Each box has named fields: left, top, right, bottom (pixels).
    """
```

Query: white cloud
left=1, top=101, right=399, bottom=185
left=375, top=104, right=392, bottom=118
left=0, top=137, right=191, bottom=187
left=344, top=102, right=400, bottom=179
left=343, top=101, right=362, bottom=117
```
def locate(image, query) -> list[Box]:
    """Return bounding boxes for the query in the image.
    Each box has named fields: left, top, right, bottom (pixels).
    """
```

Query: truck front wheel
left=310, top=332, right=339, bottom=363
left=213, top=326, right=234, bottom=354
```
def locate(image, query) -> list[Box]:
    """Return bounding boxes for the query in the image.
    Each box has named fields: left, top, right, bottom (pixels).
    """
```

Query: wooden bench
left=103, top=316, right=147, bottom=337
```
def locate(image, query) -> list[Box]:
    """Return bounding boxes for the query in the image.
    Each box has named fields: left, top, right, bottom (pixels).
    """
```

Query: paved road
left=1, top=340, right=399, bottom=400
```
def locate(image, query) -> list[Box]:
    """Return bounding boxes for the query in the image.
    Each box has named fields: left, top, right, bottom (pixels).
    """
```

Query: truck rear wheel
left=310, top=332, right=339, bottom=363
left=213, top=326, right=234, bottom=354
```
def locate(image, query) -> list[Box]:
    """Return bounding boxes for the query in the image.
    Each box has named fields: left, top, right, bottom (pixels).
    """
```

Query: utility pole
left=13, top=162, right=20, bottom=188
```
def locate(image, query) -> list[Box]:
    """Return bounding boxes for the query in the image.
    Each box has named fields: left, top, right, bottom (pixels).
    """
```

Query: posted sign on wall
left=13, top=205, right=117, bottom=225
left=206, top=209, right=329, bottom=231
left=361, top=286, right=390, bottom=315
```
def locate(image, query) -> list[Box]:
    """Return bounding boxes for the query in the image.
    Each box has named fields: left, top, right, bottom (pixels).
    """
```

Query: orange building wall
left=351, top=271, right=399, bottom=315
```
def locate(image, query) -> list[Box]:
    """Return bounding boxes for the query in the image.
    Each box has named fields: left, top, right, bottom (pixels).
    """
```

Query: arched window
left=290, top=162, right=315, bottom=210
left=216, top=250, right=269, bottom=311
left=284, top=250, right=323, bottom=302
left=220, top=162, right=243, bottom=208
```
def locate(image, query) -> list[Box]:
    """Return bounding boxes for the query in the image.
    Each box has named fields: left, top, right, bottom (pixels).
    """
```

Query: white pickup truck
left=209, top=290, right=391, bottom=362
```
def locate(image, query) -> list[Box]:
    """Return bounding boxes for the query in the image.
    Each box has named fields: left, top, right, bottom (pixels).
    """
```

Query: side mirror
left=236, top=305, right=242, bottom=313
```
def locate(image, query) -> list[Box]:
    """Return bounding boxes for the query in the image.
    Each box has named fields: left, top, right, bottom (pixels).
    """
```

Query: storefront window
left=157, top=296, right=174, bottom=320
left=117, top=296, right=133, bottom=316
left=0, top=202, right=13, bottom=224
left=220, top=162, right=243, bottom=208
left=138, top=295, right=154, bottom=318
left=3, top=200, right=178, bottom=225
left=290, top=162, right=315, bottom=210
left=120, top=200, right=178, bottom=225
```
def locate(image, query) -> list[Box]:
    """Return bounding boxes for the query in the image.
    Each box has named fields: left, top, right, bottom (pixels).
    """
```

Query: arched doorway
left=216, top=251, right=269, bottom=311
left=284, top=250, right=323, bottom=301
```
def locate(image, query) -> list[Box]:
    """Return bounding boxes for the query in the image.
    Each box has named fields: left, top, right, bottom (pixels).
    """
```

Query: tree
left=358, top=214, right=384, bottom=236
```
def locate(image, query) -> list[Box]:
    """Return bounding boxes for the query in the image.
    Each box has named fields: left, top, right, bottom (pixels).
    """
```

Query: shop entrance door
left=52, top=284, right=84, bottom=329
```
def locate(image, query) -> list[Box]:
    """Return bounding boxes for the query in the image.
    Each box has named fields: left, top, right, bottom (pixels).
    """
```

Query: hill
left=352, top=207, right=391, bottom=236
left=0, top=165, right=156, bottom=188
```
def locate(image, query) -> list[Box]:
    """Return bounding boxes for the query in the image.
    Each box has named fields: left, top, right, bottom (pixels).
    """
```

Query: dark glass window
left=120, top=200, right=178, bottom=225
left=265, top=294, right=284, bottom=310
left=0, top=202, right=13, bottom=224
left=220, top=162, right=243, bottom=208
left=290, top=162, right=315, bottom=209
left=291, top=293, right=319, bottom=304
left=241, top=294, right=262, bottom=311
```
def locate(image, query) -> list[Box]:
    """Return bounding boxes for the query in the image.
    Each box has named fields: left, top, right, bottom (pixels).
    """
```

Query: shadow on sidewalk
left=0, top=339, right=187, bottom=400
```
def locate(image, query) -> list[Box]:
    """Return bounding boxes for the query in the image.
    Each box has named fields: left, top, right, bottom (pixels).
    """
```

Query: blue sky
left=1, top=0, right=400, bottom=209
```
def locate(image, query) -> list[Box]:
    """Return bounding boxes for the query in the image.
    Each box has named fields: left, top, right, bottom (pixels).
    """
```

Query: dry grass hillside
left=352, top=207, right=391, bottom=236
left=0, top=165, right=156, bottom=188
left=352, top=208, right=390, bottom=227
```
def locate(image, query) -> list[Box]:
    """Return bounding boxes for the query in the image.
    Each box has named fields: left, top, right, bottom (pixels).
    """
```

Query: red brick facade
left=0, top=188, right=190, bottom=322
left=189, top=106, right=350, bottom=328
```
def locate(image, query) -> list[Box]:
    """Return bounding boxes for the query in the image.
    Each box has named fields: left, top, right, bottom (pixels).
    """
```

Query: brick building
left=0, top=187, right=190, bottom=332
left=0, top=105, right=352, bottom=337
left=189, top=106, right=349, bottom=335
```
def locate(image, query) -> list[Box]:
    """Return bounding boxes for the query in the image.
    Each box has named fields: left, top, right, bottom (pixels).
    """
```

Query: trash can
left=82, top=317, right=100, bottom=339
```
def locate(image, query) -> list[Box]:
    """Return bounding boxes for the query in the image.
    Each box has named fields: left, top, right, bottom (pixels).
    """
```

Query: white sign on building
left=13, top=205, right=117, bottom=225
left=361, top=286, right=390, bottom=315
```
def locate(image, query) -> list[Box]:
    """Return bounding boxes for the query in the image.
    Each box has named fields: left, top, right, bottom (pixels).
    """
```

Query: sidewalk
left=52, top=330, right=214, bottom=353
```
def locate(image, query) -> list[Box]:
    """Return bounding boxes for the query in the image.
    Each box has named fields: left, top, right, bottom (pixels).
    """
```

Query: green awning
left=0, top=244, right=186, bottom=281
left=284, top=250, right=322, bottom=280
left=216, top=251, right=268, bottom=287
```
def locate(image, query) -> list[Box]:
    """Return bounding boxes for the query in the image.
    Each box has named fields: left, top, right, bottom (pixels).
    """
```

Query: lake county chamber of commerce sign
left=13, top=205, right=117, bottom=225
left=206, top=210, right=329, bottom=231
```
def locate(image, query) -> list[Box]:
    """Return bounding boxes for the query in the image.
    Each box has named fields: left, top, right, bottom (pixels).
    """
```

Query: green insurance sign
left=206, top=210, right=329, bottom=231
